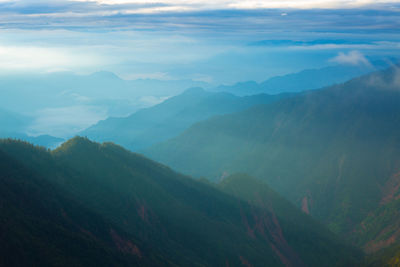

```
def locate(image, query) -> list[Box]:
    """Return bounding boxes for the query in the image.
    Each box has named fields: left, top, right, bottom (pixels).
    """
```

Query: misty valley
left=1, top=1, right=400, bottom=266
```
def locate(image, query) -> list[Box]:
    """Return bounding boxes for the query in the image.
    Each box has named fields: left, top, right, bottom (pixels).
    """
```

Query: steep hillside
left=0, top=145, right=162, bottom=267
left=354, top=199, right=400, bottom=253
left=146, top=67, right=400, bottom=250
left=365, top=243, right=400, bottom=266
left=0, top=138, right=360, bottom=266
left=219, top=173, right=359, bottom=266
left=81, top=87, right=290, bottom=151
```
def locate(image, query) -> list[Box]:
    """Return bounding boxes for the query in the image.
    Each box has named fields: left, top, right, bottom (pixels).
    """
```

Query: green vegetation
left=0, top=143, right=162, bottom=266
left=365, top=244, right=400, bottom=266
left=219, top=173, right=360, bottom=266
left=146, top=67, right=400, bottom=251
left=0, top=137, right=360, bottom=266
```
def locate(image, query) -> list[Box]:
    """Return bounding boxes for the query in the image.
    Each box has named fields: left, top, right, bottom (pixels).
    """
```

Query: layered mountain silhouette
left=0, top=71, right=208, bottom=116
left=0, top=108, right=64, bottom=148
left=0, top=108, right=31, bottom=133
left=0, top=137, right=360, bottom=266
left=81, top=87, right=291, bottom=151
left=212, top=63, right=386, bottom=96
left=146, top=66, right=400, bottom=253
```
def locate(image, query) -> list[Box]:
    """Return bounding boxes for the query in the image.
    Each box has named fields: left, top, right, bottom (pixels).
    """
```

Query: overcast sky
left=0, top=0, right=399, bottom=83
left=0, top=0, right=399, bottom=137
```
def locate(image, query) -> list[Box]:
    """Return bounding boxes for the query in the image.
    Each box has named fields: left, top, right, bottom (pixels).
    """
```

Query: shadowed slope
left=0, top=145, right=162, bottom=267
left=146, top=67, right=400, bottom=251
left=0, top=138, right=360, bottom=266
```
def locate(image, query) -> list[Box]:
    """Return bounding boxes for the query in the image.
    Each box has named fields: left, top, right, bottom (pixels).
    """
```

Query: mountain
left=0, top=133, right=64, bottom=149
left=0, top=71, right=210, bottom=137
left=218, top=173, right=357, bottom=265
left=0, top=108, right=32, bottom=133
left=213, top=63, right=385, bottom=96
left=0, top=71, right=209, bottom=116
left=0, top=108, right=64, bottom=148
left=0, top=145, right=163, bottom=266
left=81, top=87, right=292, bottom=151
left=145, top=66, right=400, bottom=252
left=365, top=244, right=400, bottom=266
left=354, top=198, right=400, bottom=253
left=0, top=137, right=360, bottom=266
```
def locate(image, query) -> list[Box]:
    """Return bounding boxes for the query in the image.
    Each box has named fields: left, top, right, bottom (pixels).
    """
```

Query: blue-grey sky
left=0, top=0, right=400, bottom=84
left=1, top=0, right=400, bottom=137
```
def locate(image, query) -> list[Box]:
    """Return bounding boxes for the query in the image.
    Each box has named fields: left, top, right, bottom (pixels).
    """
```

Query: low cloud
left=365, top=64, right=400, bottom=89
left=28, top=105, right=108, bottom=138
left=139, top=95, right=171, bottom=107
left=72, top=0, right=400, bottom=11
left=330, top=51, right=371, bottom=66
left=0, top=44, right=104, bottom=72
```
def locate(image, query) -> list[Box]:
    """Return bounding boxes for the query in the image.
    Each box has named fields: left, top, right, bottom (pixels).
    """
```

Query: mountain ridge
left=145, top=66, right=400, bottom=252
left=0, top=137, right=361, bottom=266
left=81, top=87, right=293, bottom=151
left=212, top=62, right=388, bottom=96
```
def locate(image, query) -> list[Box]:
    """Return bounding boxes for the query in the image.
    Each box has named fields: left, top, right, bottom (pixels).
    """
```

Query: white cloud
left=28, top=105, right=108, bottom=137
left=0, top=28, right=232, bottom=79
left=329, top=51, right=371, bottom=66
left=72, top=0, right=400, bottom=11
left=0, top=44, right=104, bottom=72
left=227, top=0, right=400, bottom=9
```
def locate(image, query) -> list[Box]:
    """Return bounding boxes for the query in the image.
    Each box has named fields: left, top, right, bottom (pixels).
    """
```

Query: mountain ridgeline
left=0, top=144, right=161, bottom=266
left=0, top=107, right=64, bottom=148
left=81, top=87, right=291, bottom=151
left=145, top=66, right=400, bottom=253
left=0, top=137, right=360, bottom=266
left=212, top=63, right=384, bottom=96
left=0, top=71, right=209, bottom=118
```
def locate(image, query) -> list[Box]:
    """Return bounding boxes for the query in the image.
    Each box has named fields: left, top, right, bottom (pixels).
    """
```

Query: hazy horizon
left=2, top=1, right=400, bottom=266
left=0, top=0, right=399, bottom=84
